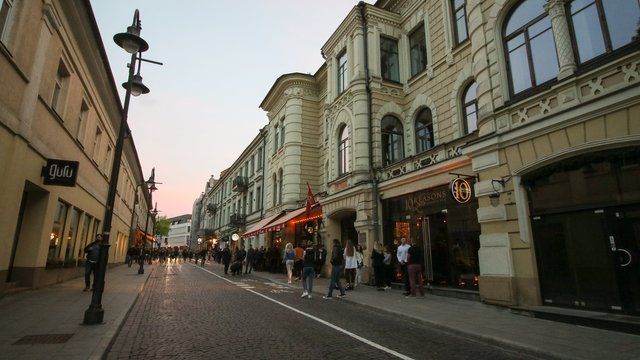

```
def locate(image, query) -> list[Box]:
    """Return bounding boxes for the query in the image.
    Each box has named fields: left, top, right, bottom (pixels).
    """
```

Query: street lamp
left=84, top=9, right=161, bottom=325
left=139, top=168, right=160, bottom=275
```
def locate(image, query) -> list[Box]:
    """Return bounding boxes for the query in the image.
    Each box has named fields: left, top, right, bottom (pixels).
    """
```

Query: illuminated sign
left=450, top=178, right=472, bottom=203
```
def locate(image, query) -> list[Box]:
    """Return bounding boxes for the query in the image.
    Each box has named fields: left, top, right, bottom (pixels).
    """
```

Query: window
left=570, top=0, right=640, bottom=64
left=92, top=127, right=102, bottom=162
left=409, top=24, right=427, bottom=77
left=452, top=0, right=469, bottom=45
left=273, top=124, right=279, bottom=154
left=256, top=186, right=262, bottom=210
left=338, top=125, right=350, bottom=175
left=381, top=115, right=404, bottom=166
left=380, top=37, right=400, bottom=82
left=415, top=108, right=434, bottom=153
left=48, top=201, right=69, bottom=263
left=504, top=0, right=559, bottom=95
left=337, top=50, right=348, bottom=94
left=250, top=155, right=255, bottom=175
left=278, top=169, right=283, bottom=205
left=279, top=118, right=285, bottom=148
left=462, top=82, right=478, bottom=134
left=104, top=145, right=112, bottom=174
left=0, top=0, right=14, bottom=43
left=257, top=147, right=263, bottom=169
left=272, top=174, right=278, bottom=206
left=52, top=60, right=70, bottom=114
left=76, top=100, right=89, bottom=143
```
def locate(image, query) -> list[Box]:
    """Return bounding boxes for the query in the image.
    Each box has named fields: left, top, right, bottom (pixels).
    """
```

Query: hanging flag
left=305, top=183, right=317, bottom=214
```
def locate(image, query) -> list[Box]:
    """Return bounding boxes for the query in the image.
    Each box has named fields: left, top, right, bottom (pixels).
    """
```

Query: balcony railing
left=232, top=176, right=248, bottom=192
left=229, top=213, right=246, bottom=226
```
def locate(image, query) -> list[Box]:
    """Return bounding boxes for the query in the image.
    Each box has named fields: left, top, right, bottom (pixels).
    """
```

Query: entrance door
left=532, top=206, right=640, bottom=314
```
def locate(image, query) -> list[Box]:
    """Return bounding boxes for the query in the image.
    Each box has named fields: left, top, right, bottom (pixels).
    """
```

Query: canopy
left=242, top=212, right=284, bottom=237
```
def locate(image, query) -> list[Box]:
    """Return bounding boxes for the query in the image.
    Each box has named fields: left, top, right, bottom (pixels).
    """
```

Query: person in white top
left=354, top=244, right=364, bottom=287
left=343, top=240, right=357, bottom=290
left=396, top=237, right=411, bottom=295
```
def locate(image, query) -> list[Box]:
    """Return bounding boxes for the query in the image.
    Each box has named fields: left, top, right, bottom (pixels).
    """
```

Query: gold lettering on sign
left=404, top=190, right=447, bottom=212
left=450, top=178, right=472, bottom=203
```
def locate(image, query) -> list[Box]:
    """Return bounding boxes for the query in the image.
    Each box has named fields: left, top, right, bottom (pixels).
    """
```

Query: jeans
left=84, top=260, right=96, bottom=288
left=327, top=264, right=345, bottom=296
left=302, top=266, right=315, bottom=292
left=408, top=263, right=425, bottom=296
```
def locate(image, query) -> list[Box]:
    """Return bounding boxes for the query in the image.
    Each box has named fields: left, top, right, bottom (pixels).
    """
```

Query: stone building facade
left=194, top=0, right=639, bottom=315
left=0, top=0, right=151, bottom=293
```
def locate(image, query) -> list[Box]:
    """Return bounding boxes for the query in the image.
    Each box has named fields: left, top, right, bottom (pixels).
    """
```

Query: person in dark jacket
left=323, top=239, right=346, bottom=299
left=221, top=247, right=232, bottom=274
left=83, top=234, right=102, bottom=291
left=371, top=242, right=385, bottom=290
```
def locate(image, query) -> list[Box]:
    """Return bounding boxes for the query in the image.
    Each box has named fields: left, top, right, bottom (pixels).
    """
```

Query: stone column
left=545, top=0, right=577, bottom=79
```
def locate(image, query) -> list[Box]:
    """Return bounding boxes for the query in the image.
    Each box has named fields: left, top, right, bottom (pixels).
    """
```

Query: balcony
left=232, top=176, right=248, bottom=192
left=229, top=213, right=246, bottom=226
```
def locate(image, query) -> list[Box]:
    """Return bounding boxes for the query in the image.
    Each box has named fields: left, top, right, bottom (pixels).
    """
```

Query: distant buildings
left=192, top=0, right=640, bottom=316
left=165, top=214, right=191, bottom=248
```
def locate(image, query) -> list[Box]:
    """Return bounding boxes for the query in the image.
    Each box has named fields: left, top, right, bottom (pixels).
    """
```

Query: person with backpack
left=323, top=239, right=346, bottom=299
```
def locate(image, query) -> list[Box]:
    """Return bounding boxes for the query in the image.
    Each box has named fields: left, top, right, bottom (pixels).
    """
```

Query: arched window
left=462, top=82, right=478, bottom=134
left=415, top=108, right=434, bottom=153
left=569, top=0, right=640, bottom=64
left=338, top=125, right=350, bottom=175
left=503, top=0, right=559, bottom=95
left=381, top=115, right=404, bottom=166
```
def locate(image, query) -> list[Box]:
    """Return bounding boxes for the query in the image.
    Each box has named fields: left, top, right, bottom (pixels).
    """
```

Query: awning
left=242, top=212, right=284, bottom=237
left=262, top=207, right=308, bottom=233
left=135, top=229, right=156, bottom=242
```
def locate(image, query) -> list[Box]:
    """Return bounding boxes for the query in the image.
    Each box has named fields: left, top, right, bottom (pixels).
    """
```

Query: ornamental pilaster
left=545, top=0, right=576, bottom=79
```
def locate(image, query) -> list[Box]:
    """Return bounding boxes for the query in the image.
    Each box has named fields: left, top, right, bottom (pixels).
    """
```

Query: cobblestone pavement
left=106, top=261, right=545, bottom=360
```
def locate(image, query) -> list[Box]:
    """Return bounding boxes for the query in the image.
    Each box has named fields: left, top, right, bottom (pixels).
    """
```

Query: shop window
left=48, top=201, right=69, bottom=267
left=503, top=0, right=559, bottom=95
left=569, top=0, right=640, bottom=64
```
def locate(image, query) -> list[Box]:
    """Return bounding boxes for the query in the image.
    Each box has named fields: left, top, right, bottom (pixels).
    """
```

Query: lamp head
left=114, top=26, right=149, bottom=54
left=123, top=74, right=150, bottom=96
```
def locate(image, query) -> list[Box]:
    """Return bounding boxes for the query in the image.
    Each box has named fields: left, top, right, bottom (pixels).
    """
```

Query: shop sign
left=41, top=159, right=79, bottom=187
left=450, top=178, right=472, bottom=203
left=404, top=189, right=447, bottom=212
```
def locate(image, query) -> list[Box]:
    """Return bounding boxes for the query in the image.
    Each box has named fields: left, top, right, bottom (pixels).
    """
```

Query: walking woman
left=283, top=242, right=295, bottom=284
left=355, top=244, right=364, bottom=287
left=343, top=240, right=357, bottom=290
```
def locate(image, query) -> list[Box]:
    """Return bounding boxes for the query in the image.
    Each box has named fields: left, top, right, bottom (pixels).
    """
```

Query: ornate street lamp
left=139, top=168, right=160, bottom=275
left=84, top=9, right=161, bottom=325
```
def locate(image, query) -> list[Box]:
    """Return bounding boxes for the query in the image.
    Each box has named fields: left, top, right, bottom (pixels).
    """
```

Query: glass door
left=611, top=206, right=640, bottom=314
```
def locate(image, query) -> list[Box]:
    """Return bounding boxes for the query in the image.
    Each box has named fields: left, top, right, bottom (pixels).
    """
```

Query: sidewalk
left=0, top=261, right=638, bottom=360
left=0, top=264, right=151, bottom=360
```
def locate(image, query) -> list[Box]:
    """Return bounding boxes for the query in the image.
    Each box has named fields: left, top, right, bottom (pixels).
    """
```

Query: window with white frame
left=409, top=24, right=427, bottom=77
left=91, top=126, right=102, bottom=162
left=452, top=0, right=469, bottom=45
left=338, top=125, right=350, bottom=175
left=76, top=100, right=89, bottom=143
left=337, top=50, right=348, bottom=94
left=380, top=36, right=400, bottom=82
left=52, top=60, right=70, bottom=115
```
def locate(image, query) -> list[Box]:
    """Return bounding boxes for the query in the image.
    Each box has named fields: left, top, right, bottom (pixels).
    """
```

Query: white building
left=166, top=215, right=191, bottom=248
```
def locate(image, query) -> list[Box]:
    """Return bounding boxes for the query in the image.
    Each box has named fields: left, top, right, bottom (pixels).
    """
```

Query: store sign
left=41, top=159, right=79, bottom=187
left=450, top=178, right=472, bottom=203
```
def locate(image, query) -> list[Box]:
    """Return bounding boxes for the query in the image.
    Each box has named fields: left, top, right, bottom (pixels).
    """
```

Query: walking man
left=323, top=239, right=346, bottom=299
left=83, top=234, right=101, bottom=292
left=396, top=237, right=411, bottom=296
left=301, top=240, right=316, bottom=299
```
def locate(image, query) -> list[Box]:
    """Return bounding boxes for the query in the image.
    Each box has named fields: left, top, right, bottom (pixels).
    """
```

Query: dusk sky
left=90, top=1, right=375, bottom=218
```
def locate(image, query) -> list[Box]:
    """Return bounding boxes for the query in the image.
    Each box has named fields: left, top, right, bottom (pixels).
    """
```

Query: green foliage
left=155, top=217, right=171, bottom=237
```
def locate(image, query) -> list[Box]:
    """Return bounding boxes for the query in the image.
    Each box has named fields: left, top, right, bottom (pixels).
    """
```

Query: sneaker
left=307, top=294, right=312, bottom=299
left=384, top=286, right=391, bottom=290
left=337, top=294, right=346, bottom=298
left=301, top=291, right=308, bottom=298
left=323, top=295, right=333, bottom=299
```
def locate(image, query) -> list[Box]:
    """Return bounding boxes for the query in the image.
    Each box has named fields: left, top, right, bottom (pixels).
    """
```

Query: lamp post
left=139, top=168, right=159, bottom=274
left=84, top=9, right=161, bottom=325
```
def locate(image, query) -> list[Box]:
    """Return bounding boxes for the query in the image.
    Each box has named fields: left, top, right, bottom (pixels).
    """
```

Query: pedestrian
left=396, top=237, right=411, bottom=296
left=301, top=240, right=316, bottom=299
left=83, top=234, right=102, bottom=292
left=407, top=240, right=425, bottom=297
left=383, top=245, right=394, bottom=290
left=283, top=242, right=295, bottom=284
left=199, top=248, right=207, bottom=266
left=221, top=247, right=231, bottom=274
left=371, top=242, right=385, bottom=290
left=355, top=244, right=364, bottom=287
left=323, top=239, right=346, bottom=299
left=314, top=243, right=327, bottom=278
left=293, top=242, right=304, bottom=281
left=343, top=240, right=357, bottom=290
left=126, top=246, right=136, bottom=267
left=244, top=244, right=255, bottom=274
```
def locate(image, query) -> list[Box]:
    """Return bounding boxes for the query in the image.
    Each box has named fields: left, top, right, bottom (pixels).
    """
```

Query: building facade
left=0, top=0, right=152, bottom=293
left=166, top=214, right=191, bottom=248
left=193, top=0, right=639, bottom=316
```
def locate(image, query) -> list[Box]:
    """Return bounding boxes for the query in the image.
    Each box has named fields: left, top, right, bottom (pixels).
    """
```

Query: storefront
left=382, top=180, right=481, bottom=290
left=525, top=148, right=640, bottom=315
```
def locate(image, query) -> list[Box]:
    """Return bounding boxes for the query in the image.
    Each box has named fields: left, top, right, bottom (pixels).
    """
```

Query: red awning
left=262, top=207, right=308, bottom=233
left=242, top=212, right=284, bottom=237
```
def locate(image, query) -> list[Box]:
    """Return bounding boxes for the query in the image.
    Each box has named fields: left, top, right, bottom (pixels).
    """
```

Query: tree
left=155, top=217, right=171, bottom=238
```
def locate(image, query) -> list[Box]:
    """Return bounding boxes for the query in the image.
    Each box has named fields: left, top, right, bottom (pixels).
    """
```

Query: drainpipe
left=358, top=2, right=380, bottom=246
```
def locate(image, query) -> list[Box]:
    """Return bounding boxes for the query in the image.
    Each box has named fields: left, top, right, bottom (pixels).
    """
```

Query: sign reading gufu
left=41, top=159, right=79, bottom=187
